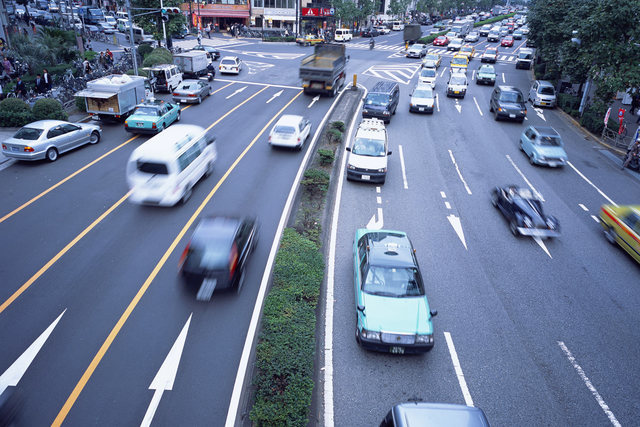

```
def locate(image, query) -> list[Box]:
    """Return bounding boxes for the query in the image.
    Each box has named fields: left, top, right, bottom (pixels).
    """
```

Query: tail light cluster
left=178, top=243, right=190, bottom=269
left=229, top=243, right=238, bottom=280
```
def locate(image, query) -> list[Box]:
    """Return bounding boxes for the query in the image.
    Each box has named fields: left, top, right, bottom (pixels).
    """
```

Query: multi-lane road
left=1, top=26, right=639, bottom=426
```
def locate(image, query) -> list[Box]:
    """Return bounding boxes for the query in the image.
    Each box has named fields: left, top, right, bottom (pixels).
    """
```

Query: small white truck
left=75, top=74, right=149, bottom=122
left=173, top=51, right=212, bottom=80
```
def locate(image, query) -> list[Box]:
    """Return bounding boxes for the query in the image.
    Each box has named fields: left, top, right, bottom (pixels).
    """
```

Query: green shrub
left=142, top=53, right=172, bottom=68
left=317, top=148, right=335, bottom=165
left=330, top=120, right=345, bottom=132
left=75, top=96, right=86, bottom=112
left=534, top=63, right=546, bottom=80
left=84, top=50, right=97, bottom=61
left=0, top=97, right=30, bottom=113
left=0, top=110, right=34, bottom=127
left=326, top=128, right=342, bottom=144
left=250, top=228, right=324, bottom=427
left=557, top=93, right=580, bottom=112
left=32, top=98, right=67, bottom=121
left=264, top=36, right=296, bottom=42
left=150, top=47, right=172, bottom=63
left=137, top=44, right=154, bottom=58
left=474, top=13, right=515, bottom=27
left=418, top=31, right=446, bottom=45
left=580, top=101, right=608, bottom=134
left=301, top=168, right=330, bottom=194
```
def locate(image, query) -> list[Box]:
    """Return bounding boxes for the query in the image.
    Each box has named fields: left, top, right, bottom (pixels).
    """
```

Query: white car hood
left=348, top=153, right=387, bottom=170
left=411, top=96, right=434, bottom=106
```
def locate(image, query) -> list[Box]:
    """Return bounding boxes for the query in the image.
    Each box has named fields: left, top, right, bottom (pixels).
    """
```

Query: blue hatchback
left=520, top=126, right=568, bottom=167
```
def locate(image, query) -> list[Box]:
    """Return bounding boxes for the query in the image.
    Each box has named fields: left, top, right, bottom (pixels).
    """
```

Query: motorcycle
left=622, top=148, right=640, bottom=171
left=369, top=39, right=375, bottom=50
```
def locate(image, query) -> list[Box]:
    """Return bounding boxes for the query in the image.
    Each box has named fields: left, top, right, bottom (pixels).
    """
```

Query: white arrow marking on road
left=455, top=100, right=462, bottom=114
left=533, top=237, right=552, bottom=258
left=366, top=207, right=384, bottom=230
left=447, top=214, right=468, bottom=250
left=225, top=86, right=247, bottom=99
left=534, top=107, right=546, bottom=121
left=266, top=89, right=283, bottom=104
left=141, top=314, right=192, bottom=427
left=0, top=310, right=66, bottom=397
left=308, top=95, right=320, bottom=108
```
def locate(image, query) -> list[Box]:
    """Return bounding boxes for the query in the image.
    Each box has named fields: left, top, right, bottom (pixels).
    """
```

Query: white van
left=392, top=21, right=404, bottom=31
left=127, top=124, right=217, bottom=206
left=142, top=64, right=183, bottom=93
left=115, top=11, right=128, bottom=20
left=345, top=118, right=391, bottom=184
left=334, top=28, right=352, bottom=42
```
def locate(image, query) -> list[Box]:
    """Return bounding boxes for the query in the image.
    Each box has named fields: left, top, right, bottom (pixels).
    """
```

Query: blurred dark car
left=191, top=44, right=221, bottom=61
left=179, top=216, right=258, bottom=299
left=380, top=402, right=490, bottom=427
left=361, top=27, right=380, bottom=37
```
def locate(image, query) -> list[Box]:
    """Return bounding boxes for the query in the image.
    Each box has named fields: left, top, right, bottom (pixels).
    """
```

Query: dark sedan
left=179, top=216, right=258, bottom=300
left=491, top=185, right=560, bottom=238
left=361, top=27, right=379, bottom=37
left=191, top=44, right=221, bottom=61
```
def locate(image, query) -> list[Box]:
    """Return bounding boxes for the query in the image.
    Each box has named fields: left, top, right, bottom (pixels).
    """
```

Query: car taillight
left=178, top=243, right=190, bottom=269
left=1, top=144, right=6, bottom=150
left=188, top=94, right=196, bottom=97
left=229, top=243, right=238, bottom=280
left=268, top=135, right=271, bottom=141
left=297, top=137, right=301, bottom=142
left=173, top=92, right=179, bottom=96
left=24, top=146, right=34, bottom=152
left=152, top=122, right=156, bottom=129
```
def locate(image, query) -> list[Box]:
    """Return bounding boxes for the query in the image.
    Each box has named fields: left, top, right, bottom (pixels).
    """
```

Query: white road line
left=533, top=237, right=552, bottom=258
left=558, top=341, right=621, bottom=427
left=225, top=84, right=351, bottom=427
left=445, top=201, right=451, bottom=209
left=440, top=67, right=446, bottom=77
left=444, top=332, right=474, bottom=407
left=321, top=85, right=365, bottom=427
left=505, top=155, right=545, bottom=201
left=472, top=70, right=476, bottom=80
left=376, top=186, right=381, bottom=193
left=473, top=96, right=483, bottom=116
left=440, top=191, right=447, bottom=198
left=579, top=203, right=589, bottom=211
left=448, top=150, right=472, bottom=195
left=567, top=161, right=617, bottom=207
left=376, top=196, right=382, bottom=204
left=591, top=215, right=600, bottom=223
left=398, top=145, right=408, bottom=189
left=502, top=72, right=506, bottom=83
left=436, top=93, right=440, bottom=112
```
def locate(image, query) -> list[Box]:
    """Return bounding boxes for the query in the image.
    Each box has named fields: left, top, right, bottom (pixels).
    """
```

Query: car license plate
left=390, top=346, right=404, bottom=354
left=418, top=107, right=424, bottom=111
left=454, top=91, right=459, bottom=94
left=509, top=114, right=516, bottom=118
left=361, top=175, right=370, bottom=180
left=11, top=146, right=19, bottom=152
left=136, top=122, right=144, bottom=127
left=549, top=162, right=557, bottom=167
left=540, top=102, right=547, bottom=105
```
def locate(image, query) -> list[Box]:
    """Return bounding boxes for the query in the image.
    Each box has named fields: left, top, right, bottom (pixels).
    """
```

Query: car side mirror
left=387, top=150, right=392, bottom=155
left=357, top=304, right=365, bottom=312
left=345, top=147, right=351, bottom=152
left=430, top=310, right=438, bottom=317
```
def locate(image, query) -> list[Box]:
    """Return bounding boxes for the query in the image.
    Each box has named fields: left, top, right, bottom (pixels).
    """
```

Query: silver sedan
left=172, top=79, right=211, bottom=104
left=1, top=120, right=101, bottom=162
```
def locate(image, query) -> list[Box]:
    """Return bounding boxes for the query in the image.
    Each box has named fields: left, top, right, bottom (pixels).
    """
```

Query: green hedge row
left=0, top=98, right=67, bottom=127
left=250, top=228, right=324, bottom=426
left=264, top=36, right=296, bottom=42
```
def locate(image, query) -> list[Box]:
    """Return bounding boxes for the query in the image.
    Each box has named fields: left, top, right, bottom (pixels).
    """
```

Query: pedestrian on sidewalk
left=42, top=68, right=52, bottom=90
left=622, top=140, right=640, bottom=170
left=35, top=74, right=45, bottom=93
left=197, top=30, right=202, bottom=45
left=105, top=49, right=114, bottom=63
left=206, top=23, right=211, bottom=39
left=14, top=76, right=25, bottom=98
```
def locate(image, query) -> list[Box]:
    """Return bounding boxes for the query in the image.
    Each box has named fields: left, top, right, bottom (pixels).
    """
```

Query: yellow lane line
left=53, top=89, right=303, bottom=426
left=0, top=83, right=235, bottom=225
left=0, top=190, right=132, bottom=315
left=0, top=136, right=138, bottom=224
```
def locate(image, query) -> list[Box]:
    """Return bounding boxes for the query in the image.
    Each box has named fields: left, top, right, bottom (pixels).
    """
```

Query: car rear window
left=539, top=86, right=555, bottom=95
left=500, top=92, right=524, bottom=103
left=134, top=106, right=159, bottom=116
left=136, top=161, right=168, bottom=175
left=186, top=245, right=228, bottom=270
left=413, top=88, right=433, bottom=98
left=450, top=75, right=466, bottom=85
left=13, top=127, right=43, bottom=140
left=421, top=68, right=436, bottom=77
left=221, top=59, right=235, bottom=65
left=178, top=83, right=194, bottom=90
left=274, top=125, right=296, bottom=134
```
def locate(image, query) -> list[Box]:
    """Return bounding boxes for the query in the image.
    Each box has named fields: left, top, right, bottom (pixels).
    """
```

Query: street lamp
left=571, top=30, right=590, bottom=116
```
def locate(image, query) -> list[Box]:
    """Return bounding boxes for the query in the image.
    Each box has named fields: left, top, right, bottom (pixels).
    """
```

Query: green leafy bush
left=330, top=120, right=345, bottom=132
left=75, top=96, right=86, bottom=112
left=150, top=47, right=173, bottom=63
left=0, top=111, right=34, bottom=127
left=250, top=228, right=324, bottom=427
left=301, top=168, right=330, bottom=194
left=32, top=98, right=67, bottom=121
left=0, top=97, right=30, bottom=113
left=474, top=13, right=515, bottom=27
left=264, top=36, right=296, bottom=42
left=580, top=101, right=608, bottom=134
left=137, top=44, right=154, bottom=58
left=326, top=128, right=343, bottom=144
left=557, top=93, right=580, bottom=112
left=317, top=148, right=335, bottom=165
left=84, top=50, right=97, bottom=61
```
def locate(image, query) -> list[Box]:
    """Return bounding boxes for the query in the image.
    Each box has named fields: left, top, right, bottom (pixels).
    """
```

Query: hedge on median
left=250, top=228, right=324, bottom=426
left=0, top=97, right=67, bottom=127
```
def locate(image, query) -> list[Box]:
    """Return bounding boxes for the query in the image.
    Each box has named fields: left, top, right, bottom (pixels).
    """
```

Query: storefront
left=180, top=3, right=250, bottom=31
left=300, top=4, right=335, bottom=36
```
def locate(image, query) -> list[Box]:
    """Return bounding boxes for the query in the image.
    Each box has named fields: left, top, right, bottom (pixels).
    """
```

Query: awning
left=264, top=15, right=296, bottom=21
left=74, top=90, right=118, bottom=99
left=195, top=10, right=249, bottom=18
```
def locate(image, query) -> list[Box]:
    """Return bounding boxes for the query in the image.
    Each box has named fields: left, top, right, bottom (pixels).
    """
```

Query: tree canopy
left=130, top=0, right=186, bottom=42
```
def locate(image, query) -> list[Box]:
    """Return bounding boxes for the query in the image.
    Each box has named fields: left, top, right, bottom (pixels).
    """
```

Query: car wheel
left=157, top=123, right=164, bottom=132
left=604, top=226, right=617, bottom=244
left=176, top=111, right=181, bottom=122
left=89, top=131, right=100, bottom=144
left=46, top=147, right=58, bottom=162
left=355, top=314, right=361, bottom=344
left=519, top=140, right=524, bottom=151
left=510, top=220, right=520, bottom=236
left=494, top=110, right=499, bottom=121
left=181, top=185, right=192, bottom=204
left=204, top=161, right=214, bottom=177
left=197, top=96, right=202, bottom=104
left=489, top=104, right=494, bottom=112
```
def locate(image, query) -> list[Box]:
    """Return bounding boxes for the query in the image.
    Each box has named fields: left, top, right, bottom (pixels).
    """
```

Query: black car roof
left=191, top=217, right=240, bottom=248
left=366, top=231, right=416, bottom=268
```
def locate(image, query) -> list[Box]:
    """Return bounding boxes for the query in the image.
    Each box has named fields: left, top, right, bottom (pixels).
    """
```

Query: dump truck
left=75, top=74, right=148, bottom=122
left=299, top=43, right=347, bottom=97
left=403, top=24, right=422, bottom=43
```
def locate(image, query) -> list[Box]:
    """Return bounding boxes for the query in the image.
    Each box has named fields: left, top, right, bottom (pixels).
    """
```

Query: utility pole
left=159, top=0, right=167, bottom=47
left=125, top=0, right=139, bottom=75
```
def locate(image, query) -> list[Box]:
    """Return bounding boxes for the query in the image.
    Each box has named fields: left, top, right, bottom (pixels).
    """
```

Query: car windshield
left=365, top=93, right=389, bottom=106
left=452, top=57, right=467, bottom=65
left=421, top=68, right=436, bottom=77
left=500, top=92, right=524, bottom=103
left=136, top=161, right=168, bottom=175
left=13, top=127, right=43, bottom=140
left=134, top=106, right=159, bottom=116
left=480, top=66, right=495, bottom=73
left=413, top=88, right=433, bottom=98
left=185, top=244, right=229, bottom=271
left=450, top=76, right=466, bottom=85
left=538, top=135, right=562, bottom=146
left=363, top=266, right=425, bottom=297
left=539, top=86, right=555, bottom=95
left=425, top=54, right=438, bottom=61
left=351, top=137, right=386, bottom=157
left=274, top=125, right=296, bottom=135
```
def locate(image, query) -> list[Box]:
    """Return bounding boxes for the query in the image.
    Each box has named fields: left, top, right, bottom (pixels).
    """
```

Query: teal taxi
left=124, top=99, right=181, bottom=134
left=353, top=229, right=437, bottom=354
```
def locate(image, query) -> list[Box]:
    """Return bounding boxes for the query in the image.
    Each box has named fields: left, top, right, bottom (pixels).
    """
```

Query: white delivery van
left=345, top=118, right=391, bottom=184
left=334, top=28, right=352, bottom=42
left=126, top=124, right=217, bottom=206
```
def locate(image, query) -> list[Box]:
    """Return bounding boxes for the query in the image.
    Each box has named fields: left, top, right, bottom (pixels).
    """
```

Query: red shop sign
left=302, top=8, right=319, bottom=16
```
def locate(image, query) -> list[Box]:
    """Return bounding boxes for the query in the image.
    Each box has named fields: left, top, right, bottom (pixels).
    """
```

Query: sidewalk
left=0, top=110, right=90, bottom=166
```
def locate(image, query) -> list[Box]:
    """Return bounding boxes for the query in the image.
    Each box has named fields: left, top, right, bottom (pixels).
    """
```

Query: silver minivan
left=529, top=80, right=557, bottom=108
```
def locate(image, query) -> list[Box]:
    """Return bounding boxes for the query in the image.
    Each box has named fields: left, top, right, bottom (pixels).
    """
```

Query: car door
left=199, top=81, right=208, bottom=98
left=355, top=235, right=368, bottom=309
left=521, top=127, right=534, bottom=155
left=529, top=82, right=538, bottom=101
left=60, top=123, right=86, bottom=149
left=45, top=125, right=71, bottom=153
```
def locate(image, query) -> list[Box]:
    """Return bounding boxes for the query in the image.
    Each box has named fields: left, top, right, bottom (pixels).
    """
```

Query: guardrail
left=601, top=127, right=634, bottom=150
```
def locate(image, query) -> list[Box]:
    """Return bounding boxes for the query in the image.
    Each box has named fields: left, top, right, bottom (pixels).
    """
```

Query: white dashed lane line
left=473, top=96, right=483, bottom=116
left=448, top=150, right=473, bottom=195
left=567, top=161, right=618, bottom=206
left=444, top=332, right=474, bottom=407
left=505, top=154, right=545, bottom=201
left=398, top=144, right=409, bottom=189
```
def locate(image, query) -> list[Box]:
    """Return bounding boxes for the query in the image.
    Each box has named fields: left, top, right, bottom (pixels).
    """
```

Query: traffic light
left=161, top=7, right=180, bottom=22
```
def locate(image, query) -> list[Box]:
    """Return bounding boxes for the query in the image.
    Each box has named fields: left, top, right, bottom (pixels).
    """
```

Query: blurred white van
left=126, top=124, right=217, bottom=206
left=334, top=29, right=352, bottom=42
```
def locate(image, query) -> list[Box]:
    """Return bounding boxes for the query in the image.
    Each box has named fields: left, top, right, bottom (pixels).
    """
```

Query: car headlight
left=538, top=155, right=546, bottom=161
left=409, top=102, right=414, bottom=107
left=347, top=164, right=356, bottom=170
left=415, top=334, right=433, bottom=344
left=377, top=167, right=387, bottom=173
left=361, top=329, right=381, bottom=340
left=524, top=216, right=533, bottom=227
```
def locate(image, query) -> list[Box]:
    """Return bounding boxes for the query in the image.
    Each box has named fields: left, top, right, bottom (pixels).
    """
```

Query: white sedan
left=219, top=56, right=242, bottom=75
left=376, top=26, right=391, bottom=35
left=268, top=115, right=312, bottom=150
